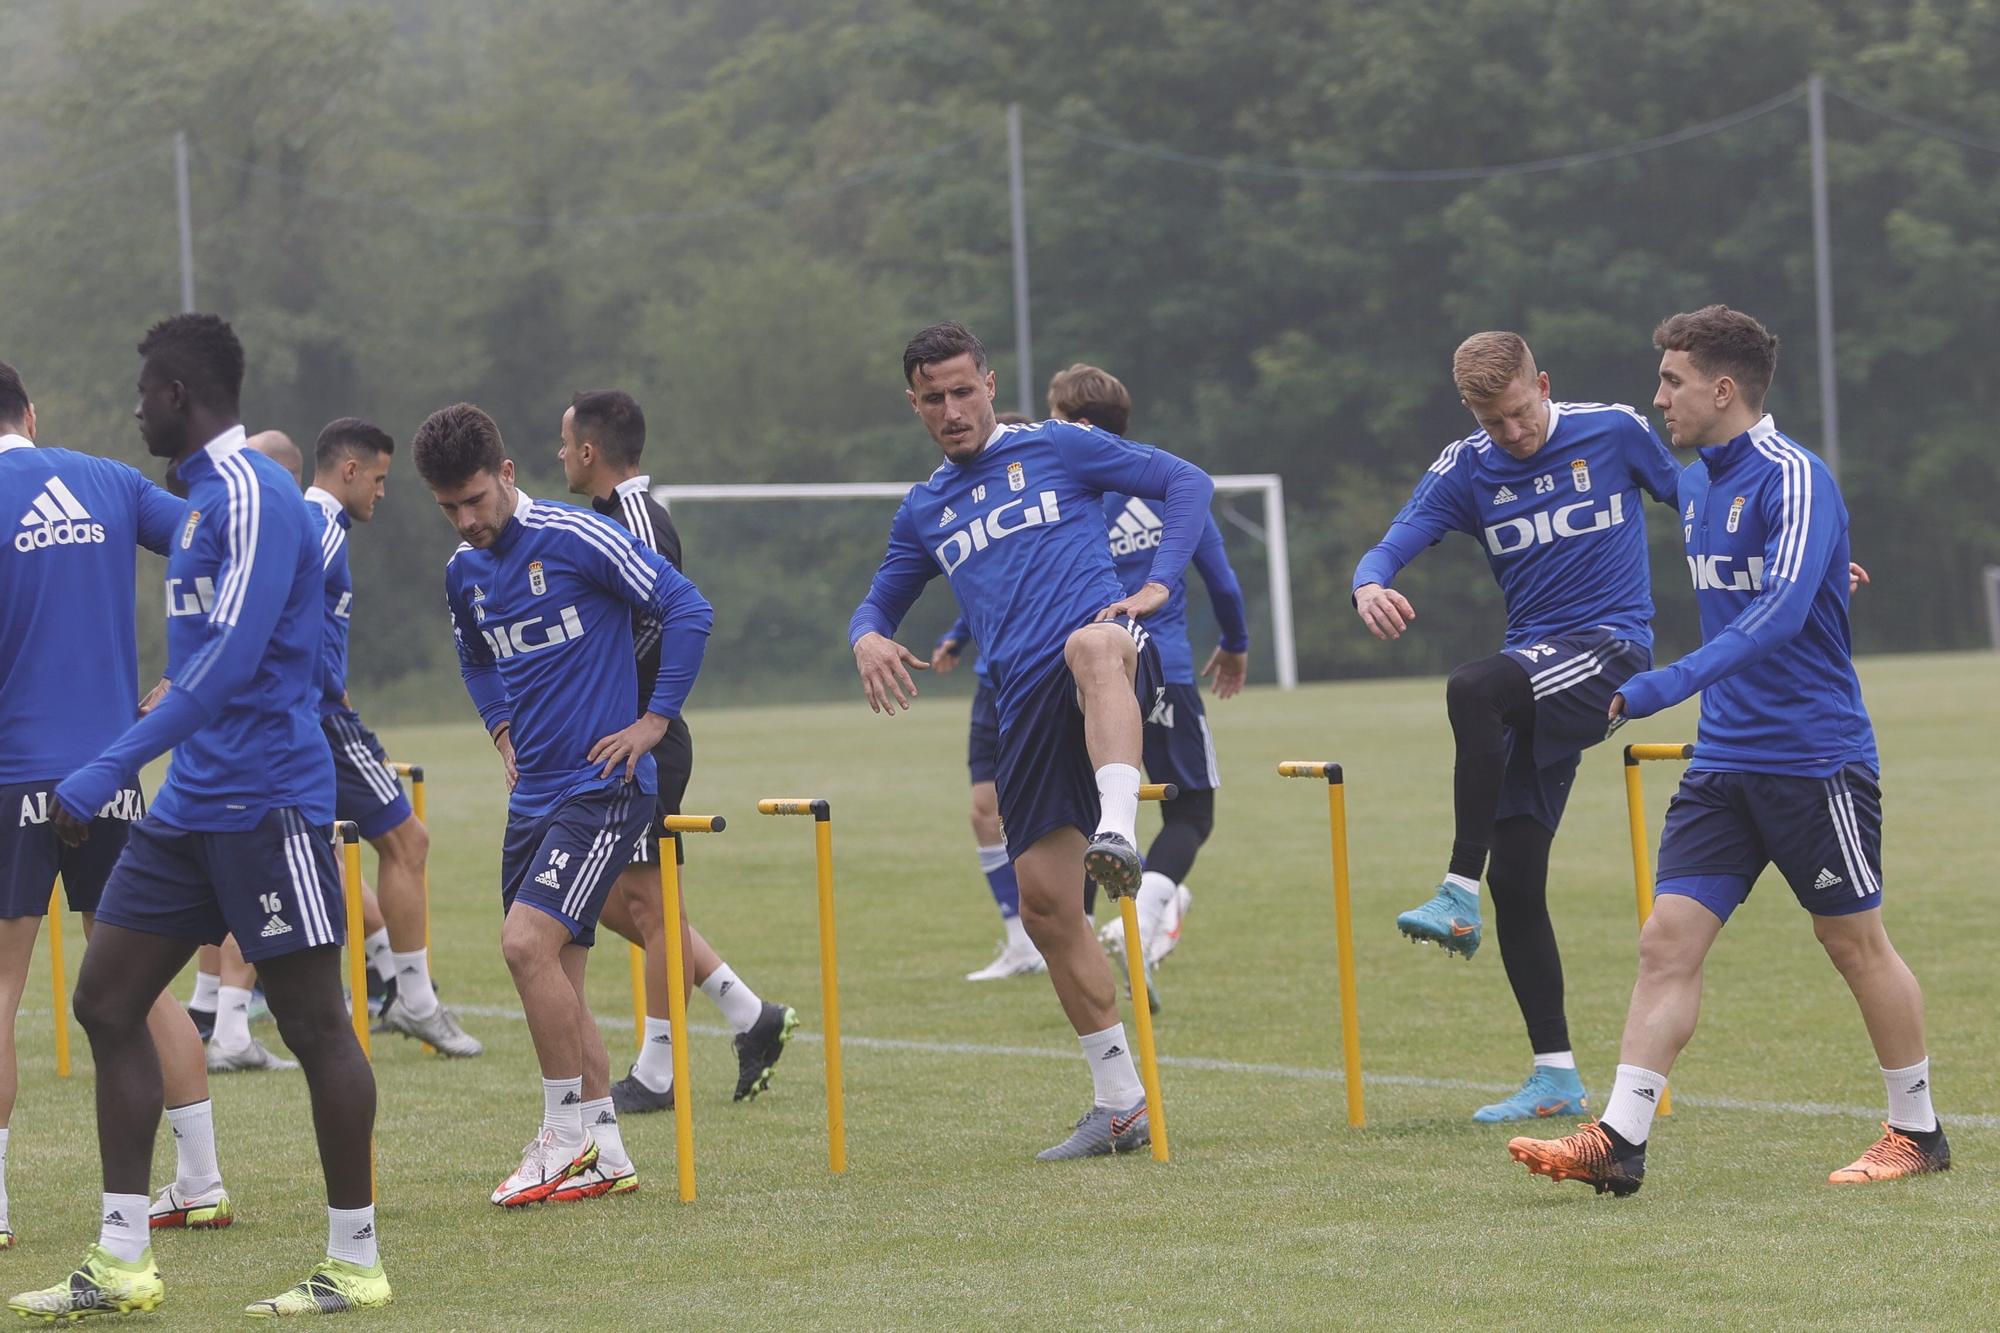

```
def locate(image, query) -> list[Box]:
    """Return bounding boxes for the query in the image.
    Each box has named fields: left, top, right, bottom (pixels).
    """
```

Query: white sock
left=215, top=985, right=253, bottom=1050
left=542, top=1077, right=584, bottom=1150
left=1532, top=1051, right=1577, bottom=1071
left=363, top=929, right=393, bottom=985
left=1599, top=1064, right=1669, bottom=1145
left=189, top=971, right=220, bottom=1010
left=1137, top=870, right=1176, bottom=936
left=1004, top=914, right=1032, bottom=948
left=392, top=949, right=439, bottom=1018
left=165, top=1099, right=222, bottom=1196
left=976, top=843, right=1009, bottom=875
left=98, top=1192, right=149, bottom=1264
left=1443, top=873, right=1481, bottom=897
left=699, top=965, right=763, bottom=1034
left=1078, top=1022, right=1145, bottom=1109
left=326, top=1204, right=377, bottom=1268
left=633, top=1017, right=675, bottom=1093
left=1093, top=763, right=1141, bottom=845
left=581, top=1097, right=630, bottom=1170
left=1883, top=1058, right=1938, bottom=1134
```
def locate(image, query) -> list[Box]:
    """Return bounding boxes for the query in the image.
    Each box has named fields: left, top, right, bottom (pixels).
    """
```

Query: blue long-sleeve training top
left=0, top=433, right=183, bottom=786
left=303, top=486, right=353, bottom=717
left=445, top=490, right=713, bottom=817
left=1616, top=414, right=1876, bottom=777
left=1351, top=402, right=1681, bottom=649
left=849, top=419, right=1215, bottom=727
left=56, top=428, right=335, bottom=830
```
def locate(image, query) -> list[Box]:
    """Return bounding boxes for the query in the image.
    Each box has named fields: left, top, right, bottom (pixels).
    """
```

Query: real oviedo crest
left=528, top=560, right=547, bottom=596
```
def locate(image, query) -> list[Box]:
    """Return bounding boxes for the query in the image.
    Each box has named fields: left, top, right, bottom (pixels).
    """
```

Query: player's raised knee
left=1063, top=621, right=1135, bottom=676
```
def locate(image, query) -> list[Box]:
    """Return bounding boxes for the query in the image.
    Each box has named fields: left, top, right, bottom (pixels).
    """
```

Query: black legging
left=1445, top=654, right=1569, bottom=1055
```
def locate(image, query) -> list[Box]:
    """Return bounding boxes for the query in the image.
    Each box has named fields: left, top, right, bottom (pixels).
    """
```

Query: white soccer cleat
left=490, top=1129, right=597, bottom=1208
left=965, top=935, right=1046, bottom=981
left=1146, top=884, right=1194, bottom=966
left=206, top=1035, right=298, bottom=1073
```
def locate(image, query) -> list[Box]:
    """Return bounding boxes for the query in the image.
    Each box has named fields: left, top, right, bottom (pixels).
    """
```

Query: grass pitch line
left=445, top=1004, right=2000, bottom=1131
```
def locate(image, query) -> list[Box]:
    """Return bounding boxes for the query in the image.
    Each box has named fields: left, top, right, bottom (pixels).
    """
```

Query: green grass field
left=10, top=652, right=1998, bottom=1329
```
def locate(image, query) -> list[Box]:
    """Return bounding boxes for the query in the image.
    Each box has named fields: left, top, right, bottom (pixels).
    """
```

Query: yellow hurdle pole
left=660, top=814, right=726, bottom=1204
left=389, top=763, right=429, bottom=951
left=757, top=799, right=846, bottom=1174
left=1622, top=743, right=1693, bottom=1117
left=1278, top=761, right=1365, bottom=1127
left=48, top=883, right=70, bottom=1079
left=1117, top=780, right=1178, bottom=1163
left=336, top=820, right=375, bottom=1199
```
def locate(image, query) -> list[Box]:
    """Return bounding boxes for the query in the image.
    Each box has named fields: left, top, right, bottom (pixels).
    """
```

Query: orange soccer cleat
left=1828, top=1123, right=1951, bottom=1184
left=1508, top=1121, right=1646, bottom=1197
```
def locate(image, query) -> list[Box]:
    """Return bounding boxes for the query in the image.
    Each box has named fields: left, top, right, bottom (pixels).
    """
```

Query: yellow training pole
left=338, top=822, right=370, bottom=1060
left=48, top=884, right=70, bottom=1079
left=389, top=763, right=429, bottom=950
left=1279, top=761, right=1364, bottom=1127
left=660, top=814, right=726, bottom=1204
left=757, top=799, right=846, bottom=1174
left=1621, top=743, right=1693, bottom=1117
left=1117, top=781, right=1178, bottom=1162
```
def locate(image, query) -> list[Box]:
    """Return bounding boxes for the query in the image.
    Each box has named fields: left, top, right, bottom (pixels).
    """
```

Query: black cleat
left=1083, top=831, right=1144, bottom=901
left=732, top=1003, right=799, bottom=1101
left=610, top=1068, right=674, bottom=1115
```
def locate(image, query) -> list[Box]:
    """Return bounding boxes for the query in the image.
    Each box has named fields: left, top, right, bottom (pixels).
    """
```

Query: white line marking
left=445, top=1004, right=2000, bottom=1130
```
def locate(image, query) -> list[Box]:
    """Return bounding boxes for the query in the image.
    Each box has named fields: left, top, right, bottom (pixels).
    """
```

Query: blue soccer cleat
left=1395, top=881, right=1482, bottom=958
left=1473, top=1065, right=1590, bottom=1123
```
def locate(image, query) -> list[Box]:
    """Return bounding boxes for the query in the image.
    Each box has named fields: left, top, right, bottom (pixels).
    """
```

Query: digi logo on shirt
left=934, top=490, right=1064, bottom=575
left=1688, top=554, right=1766, bottom=592
left=165, top=576, right=217, bottom=618
left=1482, top=494, right=1627, bottom=555
left=480, top=605, right=586, bottom=659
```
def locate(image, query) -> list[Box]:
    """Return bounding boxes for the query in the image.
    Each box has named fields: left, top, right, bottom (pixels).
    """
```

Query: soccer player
left=555, top=390, right=794, bottom=1111
left=1508, top=306, right=1948, bottom=1194
left=1351, top=332, right=1682, bottom=1121
left=415, top=402, right=711, bottom=1205
left=11, top=315, right=388, bottom=1318
left=850, top=322, right=1214, bottom=1159
left=1048, top=364, right=1249, bottom=975
left=304, top=417, right=482, bottom=1057
left=0, top=358, right=237, bottom=1252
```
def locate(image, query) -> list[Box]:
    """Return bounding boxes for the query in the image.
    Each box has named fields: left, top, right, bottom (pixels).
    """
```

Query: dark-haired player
left=558, top=390, right=794, bottom=1110
left=415, top=402, right=711, bottom=1205
left=305, top=417, right=481, bottom=1057
left=850, top=322, right=1214, bottom=1159
left=1509, top=306, right=1948, bottom=1194
left=11, top=315, right=388, bottom=1319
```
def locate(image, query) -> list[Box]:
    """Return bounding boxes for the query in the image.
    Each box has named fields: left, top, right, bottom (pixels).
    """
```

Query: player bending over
left=850, top=322, right=1214, bottom=1159
left=416, top=403, right=711, bottom=1206
left=556, top=390, right=794, bottom=1111
left=12, top=315, right=387, bottom=1318
left=1509, top=306, right=1948, bottom=1194
left=1351, top=333, right=1680, bottom=1121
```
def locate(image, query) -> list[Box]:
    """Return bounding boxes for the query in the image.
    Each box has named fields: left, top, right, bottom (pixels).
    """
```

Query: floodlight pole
left=1007, top=103, right=1033, bottom=418
left=174, top=131, right=195, bottom=312
left=1807, top=75, right=1840, bottom=480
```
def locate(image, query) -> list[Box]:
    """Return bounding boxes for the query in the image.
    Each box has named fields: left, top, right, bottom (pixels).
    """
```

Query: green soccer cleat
left=1396, top=881, right=1482, bottom=958
left=243, top=1258, right=391, bottom=1318
left=9, top=1244, right=165, bottom=1321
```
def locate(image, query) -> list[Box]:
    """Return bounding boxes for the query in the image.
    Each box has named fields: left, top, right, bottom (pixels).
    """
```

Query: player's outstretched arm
left=1350, top=448, right=1473, bottom=641
left=853, top=632, right=929, bottom=715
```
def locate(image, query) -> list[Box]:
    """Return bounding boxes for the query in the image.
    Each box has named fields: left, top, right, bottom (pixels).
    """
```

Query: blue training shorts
left=1654, top=765, right=1884, bottom=923
left=993, top=617, right=1164, bottom=859
left=0, top=780, right=146, bottom=918
left=1141, top=680, right=1220, bottom=794
left=323, top=707, right=414, bottom=841
left=93, top=808, right=346, bottom=961
left=500, top=780, right=652, bottom=947
left=967, top=683, right=999, bottom=786
left=1495, top=628, right=1651, bottom=831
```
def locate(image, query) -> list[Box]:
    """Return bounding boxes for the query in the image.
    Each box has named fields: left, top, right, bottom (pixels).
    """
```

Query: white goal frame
left=654, top=473, right=1299, bottom=689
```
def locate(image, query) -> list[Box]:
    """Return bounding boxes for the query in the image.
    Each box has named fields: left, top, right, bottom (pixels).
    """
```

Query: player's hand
left=138, top=677, right=170, bottom=717
left=1354, top=583, right=1415, bottom=641
left=1095, top=581, right=1169, bottom=623
left=1608, top=693, right=1628, bottom=723
left=493, top=724, right=519, bottom=792
left=1849, top=561, right=1870, bottom=595
left=590, top=712, right=671, bottom=782
left=51, top=800, right=90, bottom=848
left=854, top=632, right=928, bottom=715
left=1201, top=646, right=1249, bottom=699
left=931, top=639, right=964, bottom=674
